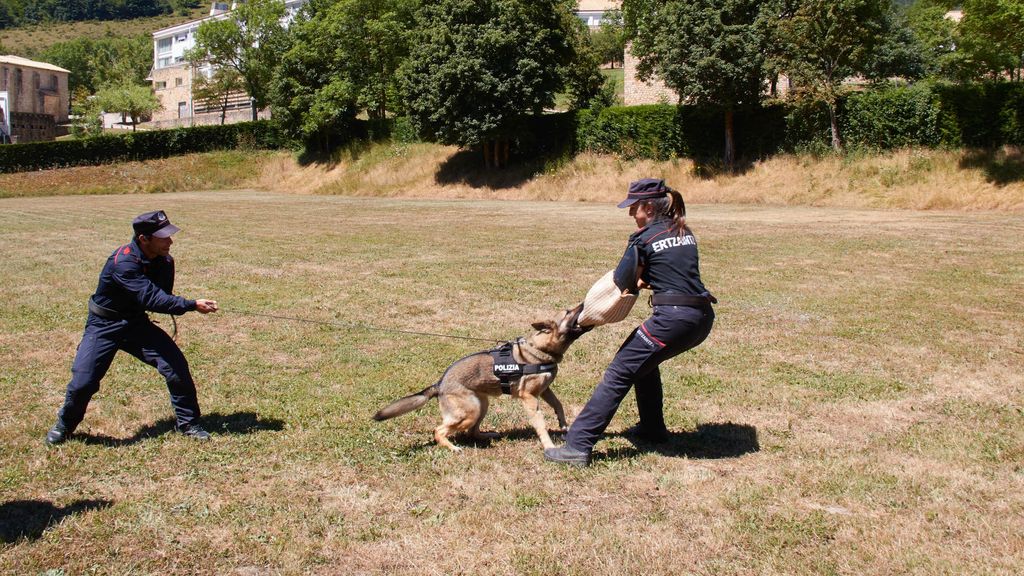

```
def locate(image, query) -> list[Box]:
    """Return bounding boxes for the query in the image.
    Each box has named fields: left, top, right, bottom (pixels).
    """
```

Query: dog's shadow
left=398, top=426, right=565, bottom=454
left=600, top=421, right=760, bottom=461
left=0, top=498, right=113, bottom=543
left=76, top=411, right=285, bottom=447
left=396, top=422, right=759, bottom=460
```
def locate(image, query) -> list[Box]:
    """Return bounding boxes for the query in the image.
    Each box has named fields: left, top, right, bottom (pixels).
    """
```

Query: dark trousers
left=565, top=304, right=714, bottom=453
left=57, top=314, right=200, bottom=431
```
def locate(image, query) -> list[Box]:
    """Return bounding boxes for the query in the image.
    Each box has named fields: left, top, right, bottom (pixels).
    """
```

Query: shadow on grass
left=76, top=411, right=285, bottom=447
left=958, top=147, right=1024, bottom=185
left=0, top=499, right=112, bottom=543
left=396, top=426, right=563, bottom=454
left=599, top=421, right=759, bottom=461
left=434, top=149, right=546, bottom=190
left=689, top=157, right=758, bottom=180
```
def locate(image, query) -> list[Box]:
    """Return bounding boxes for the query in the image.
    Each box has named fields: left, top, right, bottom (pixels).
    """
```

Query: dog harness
left=490, top=341, right=558, bottom=395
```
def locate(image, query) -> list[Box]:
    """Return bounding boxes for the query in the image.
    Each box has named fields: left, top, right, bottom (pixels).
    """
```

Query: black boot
left=175, top=423, right=211, bottom=441
left=544, top=445, right=591, bottom=467
left=45, top=420, right=71, bottom=445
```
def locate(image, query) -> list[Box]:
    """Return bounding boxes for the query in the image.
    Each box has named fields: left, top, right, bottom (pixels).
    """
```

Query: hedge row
left=567, top=81, right=1024, bottom=160
left=0, top=121, right=289, bottom=173
left=4, top=82, right=1023, bottom=173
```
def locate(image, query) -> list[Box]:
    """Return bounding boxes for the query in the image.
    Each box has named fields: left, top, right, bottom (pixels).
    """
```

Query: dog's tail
left=373, top=384, right=439, bottom=421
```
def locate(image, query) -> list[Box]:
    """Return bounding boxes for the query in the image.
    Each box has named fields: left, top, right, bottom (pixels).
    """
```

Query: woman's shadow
left=599, top=421, right=760, bottom=462
left=75, top=411, right=285, bottom=447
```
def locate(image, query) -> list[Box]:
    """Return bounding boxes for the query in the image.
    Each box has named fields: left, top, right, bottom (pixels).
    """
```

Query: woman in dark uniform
left=545, top=178, right=715, bottom=467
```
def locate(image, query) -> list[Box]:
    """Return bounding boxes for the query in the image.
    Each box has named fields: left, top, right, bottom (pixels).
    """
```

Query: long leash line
left=218, top=307, right=507, bottom=345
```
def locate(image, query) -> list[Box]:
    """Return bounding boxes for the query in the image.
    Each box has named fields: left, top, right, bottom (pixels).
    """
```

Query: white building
left=575, top=0, right=621, bottom=28
left=148, top=0, right=307, bottom=127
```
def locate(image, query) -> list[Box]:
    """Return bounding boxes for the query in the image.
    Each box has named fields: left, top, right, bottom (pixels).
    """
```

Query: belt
left=649, top=293, right=716, bottom=307
left=88, top=297, right=141, bottom=321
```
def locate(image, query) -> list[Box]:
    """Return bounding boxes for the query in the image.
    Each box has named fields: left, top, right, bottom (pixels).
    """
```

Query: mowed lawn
left=1, top=191, right=1022, bottom=575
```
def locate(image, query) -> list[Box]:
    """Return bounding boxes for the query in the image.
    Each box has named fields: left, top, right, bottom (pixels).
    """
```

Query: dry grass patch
left=0, top=150, right=291, bottom=198
left=246, top=143, right=1024, bottom=211
left=5, top=143, right=1024, bottom=213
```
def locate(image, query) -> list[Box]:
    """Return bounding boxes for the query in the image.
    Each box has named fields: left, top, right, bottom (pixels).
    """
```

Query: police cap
left=132, top=210, right=180, bottom=238
left=617, top=178, right=669, bottom=208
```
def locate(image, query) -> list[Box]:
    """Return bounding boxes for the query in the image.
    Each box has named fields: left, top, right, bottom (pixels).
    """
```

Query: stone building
left=0, top=55, right=71, bottom=143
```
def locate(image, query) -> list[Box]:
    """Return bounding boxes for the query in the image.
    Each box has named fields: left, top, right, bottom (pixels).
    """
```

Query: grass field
left=1, top=191, right=1023, bottom=575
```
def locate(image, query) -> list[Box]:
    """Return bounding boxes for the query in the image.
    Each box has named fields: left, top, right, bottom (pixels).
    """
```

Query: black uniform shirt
left=91, top=239, right=196, bottom=319
left=617, top=217, right=708, bottom=296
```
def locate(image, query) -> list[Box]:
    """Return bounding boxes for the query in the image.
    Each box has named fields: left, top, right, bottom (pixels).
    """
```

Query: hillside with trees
left=0, top=0, right=201, bottom=28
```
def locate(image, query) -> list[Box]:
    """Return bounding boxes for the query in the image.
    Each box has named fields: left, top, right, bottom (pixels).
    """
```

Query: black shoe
left=623, top=423, right=670, bottom=444
left=45, top=421, right=70, bottom=445
left=176, top=424, right=211, bottom=441
left=544, top=445, right=591, bottom=467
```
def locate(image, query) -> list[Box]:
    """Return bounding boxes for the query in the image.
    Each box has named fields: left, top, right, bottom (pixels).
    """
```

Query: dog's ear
left=531, top=320, right=555, bottom=332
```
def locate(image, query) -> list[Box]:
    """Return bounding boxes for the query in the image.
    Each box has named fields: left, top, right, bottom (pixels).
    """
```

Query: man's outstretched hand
left=195, top=299, right=219, bottom=314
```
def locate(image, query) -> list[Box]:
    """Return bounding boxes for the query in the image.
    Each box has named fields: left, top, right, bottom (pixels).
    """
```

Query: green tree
left=188, top=0, right=287, bottom=117
left=40, top=35, right=152, bottom=95
left=863, top=7, right=928, bottom=82
left=94, top=81, right=162, bottom=131
left=626, top=0, right=772, bottom=167
left=590, top=9, right=625, bottom=68
left=777, top=0, right=891, bottom=151
left=958, top=0, right=1024, bottom=81
left=192, top=67, right=245, bottom=125
left=70, top=86, right=103, bottom=138
left=401, top=0, right=595, bottom=167
left=906, top=0, right=964, bottom=80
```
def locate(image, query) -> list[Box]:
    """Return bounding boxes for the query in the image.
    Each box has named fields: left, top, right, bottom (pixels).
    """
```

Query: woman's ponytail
left=666, top=188, right=688, bottom=235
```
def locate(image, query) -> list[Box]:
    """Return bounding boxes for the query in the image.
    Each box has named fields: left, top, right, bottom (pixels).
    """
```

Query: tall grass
left=4, top=144, right=1023, bottom=211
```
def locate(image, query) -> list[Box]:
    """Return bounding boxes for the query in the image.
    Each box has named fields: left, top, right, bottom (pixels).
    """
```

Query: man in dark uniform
left=45, top=210, right=219, bottom=445
left=546, top=179, right=716, bottom=466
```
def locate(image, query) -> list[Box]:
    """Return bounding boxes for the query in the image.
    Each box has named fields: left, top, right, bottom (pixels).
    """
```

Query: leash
left=219, top=307, right=507, bottom=345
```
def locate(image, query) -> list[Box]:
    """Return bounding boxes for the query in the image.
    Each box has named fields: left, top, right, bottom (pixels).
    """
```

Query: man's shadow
left=0, top=499, right=112, bottom=543
left=600, top=422, right=760, bottom=461
left=76, top=411, right=285, bottom=447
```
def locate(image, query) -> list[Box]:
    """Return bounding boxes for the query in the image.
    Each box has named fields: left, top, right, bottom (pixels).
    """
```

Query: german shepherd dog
left=373, top=303, right=588, bottom=452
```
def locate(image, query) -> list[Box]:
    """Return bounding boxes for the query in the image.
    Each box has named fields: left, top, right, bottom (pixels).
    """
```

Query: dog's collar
left=514, top=337, right=560, bottom=365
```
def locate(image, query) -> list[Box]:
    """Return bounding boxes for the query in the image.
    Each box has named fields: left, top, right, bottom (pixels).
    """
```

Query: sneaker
left=176, top=424, right=211, bottom=441
left=45, top=421, right=71, bottom=445
left=544, top=445, right=591, bottom=467
left=622, top=423, right=670, bottom=444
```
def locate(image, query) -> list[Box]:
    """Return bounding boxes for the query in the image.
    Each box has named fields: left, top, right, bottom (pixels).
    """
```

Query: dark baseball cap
left=132, top=210, right=180, bottom=238
left=617, top=178, right=669, bottom=208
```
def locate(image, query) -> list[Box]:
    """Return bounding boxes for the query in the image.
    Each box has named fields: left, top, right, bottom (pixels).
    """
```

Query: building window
left=155, top=81, right=167, bottom=89
left=158, top=57, right=172, bottom=69
left=175, top=77, right=183, bottom=87
left=32, top=72, right=40, bottom=90
left=50, top=75, right=58, bottom=90
left=157, top=38, right=172, bottom=54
